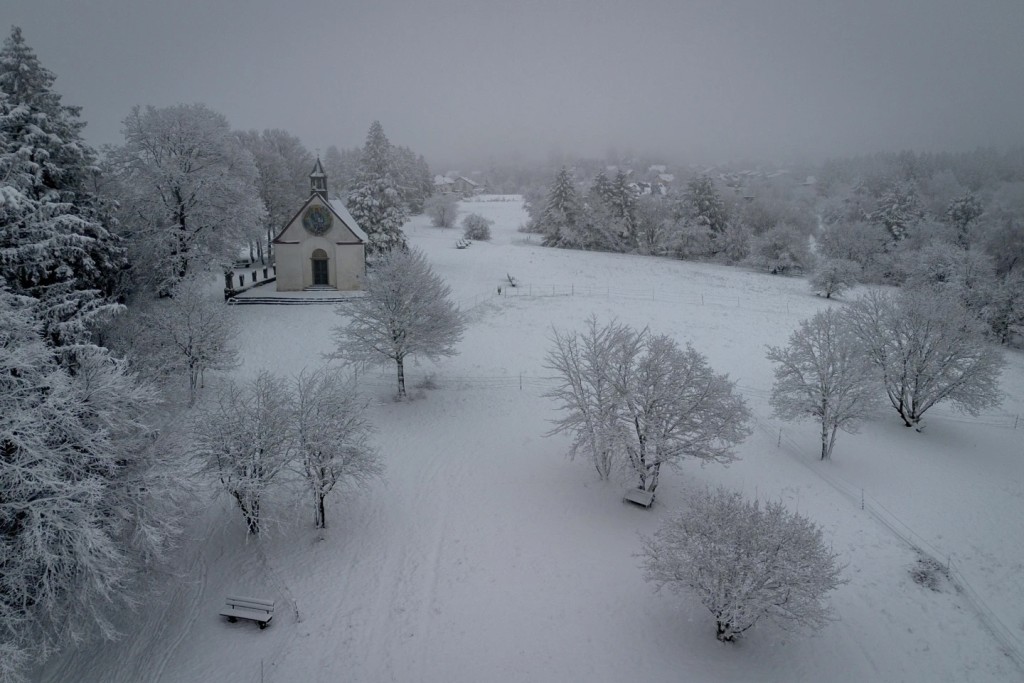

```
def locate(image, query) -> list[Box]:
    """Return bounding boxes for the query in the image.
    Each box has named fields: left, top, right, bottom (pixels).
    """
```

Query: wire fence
left=753, top=417, right=1024, bottom=673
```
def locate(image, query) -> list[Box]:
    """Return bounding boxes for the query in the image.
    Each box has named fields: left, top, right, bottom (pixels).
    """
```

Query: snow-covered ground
left=38, top=195, right=1024, bottom=682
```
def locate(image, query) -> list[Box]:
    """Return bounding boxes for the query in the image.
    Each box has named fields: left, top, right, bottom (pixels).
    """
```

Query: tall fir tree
left=610, top=170, right=638, bottom=249
left=540, top=166, right=582, bottom=248
left=347, top=121, right=408, bottom=255
left=0, top=26, right=124, bottom=348
left=682, top=175, right=728, bottom=236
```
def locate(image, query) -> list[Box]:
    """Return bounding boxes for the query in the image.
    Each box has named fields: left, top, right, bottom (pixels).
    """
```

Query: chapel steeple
left=310, top=156, right=328, bottom=199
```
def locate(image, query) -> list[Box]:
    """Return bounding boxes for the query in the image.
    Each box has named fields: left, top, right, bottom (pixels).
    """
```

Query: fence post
left=777, top=428, right=782, bottom=448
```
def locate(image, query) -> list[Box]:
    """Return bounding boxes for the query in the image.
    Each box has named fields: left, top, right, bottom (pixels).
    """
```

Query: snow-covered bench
left=623, top=488, right=655, bottom=508
left=219, top=595, right=275, bottom=629
left=456, top=238, right=471, bottom=249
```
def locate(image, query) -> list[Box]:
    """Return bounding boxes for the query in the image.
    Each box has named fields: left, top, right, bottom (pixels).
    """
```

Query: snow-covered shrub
left=462, top=213, right=493, bottom=240
left=426, top=193, right=459, bottom=228
left=809, top=258, right=861, bottom=298
left=747, top=224, right=813, bottom=274
left=640, top=487, right=845, bottom=642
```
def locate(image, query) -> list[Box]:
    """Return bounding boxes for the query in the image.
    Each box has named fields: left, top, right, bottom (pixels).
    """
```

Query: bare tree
left=425, top=193, right=459, bottom=228
left=138, top=277, right=239, bottom=405
left=639, top=487, right=845, bottom=642
left=809, top=258, right=861, bottom=299
left=767, top=309, right=878, bottom=460
left=329, top=247, right=465, bottom=399
left=613, top=334, right=751, bottom=493
left=544, top=317, right=636, bottom=480
left=545, top=319, right=750, bottom=493
left=293, top=367, right=382, bottom=529
left=845, top=289, right=1004, bottom=429
left=192, top=371, right=293, bottom=535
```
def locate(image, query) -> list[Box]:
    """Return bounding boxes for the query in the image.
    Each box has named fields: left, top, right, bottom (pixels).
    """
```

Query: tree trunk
left=821, top=417, right=830, bottom=460
left=396, top=356, right=406, bottom=398
left=647, top=461, right=661, bottom=493
left=315, top=492, right=326, bottom=529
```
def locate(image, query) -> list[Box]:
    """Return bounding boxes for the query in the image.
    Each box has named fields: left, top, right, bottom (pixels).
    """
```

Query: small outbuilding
left=272, top=158, right=367, bottom=292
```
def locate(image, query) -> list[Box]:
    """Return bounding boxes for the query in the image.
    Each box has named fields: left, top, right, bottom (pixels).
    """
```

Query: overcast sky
left=9, top=0, right=1024, bottom=167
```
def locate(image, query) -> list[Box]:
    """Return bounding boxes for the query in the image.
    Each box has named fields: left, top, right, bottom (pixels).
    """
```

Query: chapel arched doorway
left=311, top=249, right=330, bottom=286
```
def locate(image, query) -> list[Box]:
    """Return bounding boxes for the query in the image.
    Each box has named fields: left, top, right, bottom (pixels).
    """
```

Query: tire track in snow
left=150, top=550, right=208, bottom=683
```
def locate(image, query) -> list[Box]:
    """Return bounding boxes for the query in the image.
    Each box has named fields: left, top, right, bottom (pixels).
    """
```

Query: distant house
left=272, top=158, right=366, bottom=292
left=451, top=176, right=480, bottom=196
left=434, top=175, right=455, bottom=193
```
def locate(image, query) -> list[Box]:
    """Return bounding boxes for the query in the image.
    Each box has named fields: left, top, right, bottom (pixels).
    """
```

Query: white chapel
left=272, top=159, right=367, bottom=291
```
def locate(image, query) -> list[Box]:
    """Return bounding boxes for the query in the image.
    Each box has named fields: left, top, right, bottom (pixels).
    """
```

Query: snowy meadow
left=39, top=197, right=1024, bottom=683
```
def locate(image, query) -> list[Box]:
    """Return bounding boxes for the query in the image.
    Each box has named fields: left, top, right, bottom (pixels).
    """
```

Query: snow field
left=39, top=195, right=1024, bottom=682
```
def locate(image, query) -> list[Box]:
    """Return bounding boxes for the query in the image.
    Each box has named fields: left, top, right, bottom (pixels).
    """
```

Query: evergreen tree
left=682, top=175, right=728, bottom=237
left=322, top=144, right=361, bottom=199
left=0, top=27, right=124, bottom=348
left=589, top=170, right=614, bottom=206
left=391, top=145, right=433, bottom=213
left=945, top=191, right=984, bottom=250
left=610, top=170, right=638, bottom=249
left=347, top=121, right=408, bottom=255
left=540, top=167, right=582, bottom=248
left=870, top=182, right=924, bottom=242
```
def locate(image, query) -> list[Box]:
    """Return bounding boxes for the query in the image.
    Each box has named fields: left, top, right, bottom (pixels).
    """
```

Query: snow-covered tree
left=640, top=487, right=845, bottom=642
left=902, top=242, right=996, bottom=319
left=539, top=167, right=583, bottom=248
left=767, top=309, right=878, bottom=459
left=545, top=319, right=750, bottom=493
left=0, top=27, right=125, bottom=348
left=988, top=270, right=1024, bottom=345
left=110, top=103, right=264, bottom=295
left=0, top=285, right=175, bottom=679
left=817, top=221, right=889, bottom=282
left=390, top=145, right=433, bottom=214
left=747, top=224, right=812, bottom=274
left=633, top=194, right=675, bottom=256
left=682, top=175, right=728, bottom=238
left=544, top=317, right=636, bottom=480
left=870, top=182, right=924, bottom=242
left=292, top=367, right=382, bottom=529
left=136, top=277, right=239, bottom=404
left=461, top=213, right=493, bottom=240
left=809, top=258, right=861, bottom=298
left=425, top=192, right=459, bottom=228
left=237, top=129, right=313, bottom=262
left=346, top=121, right=408, bottom=255
left=322, top=145, right=361, bottom=199
left=192, top=371, right=293, bottom=535
left=945, top=191, right=984, bottom=250
left=845, top=289, right=1004, bottom=428
left=329, top=247, right=465, bottom=398
left=613, top=333, right=751, bottom=493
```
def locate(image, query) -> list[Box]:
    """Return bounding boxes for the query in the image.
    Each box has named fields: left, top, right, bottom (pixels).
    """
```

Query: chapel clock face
left=302, top=205, right=333, bottom=235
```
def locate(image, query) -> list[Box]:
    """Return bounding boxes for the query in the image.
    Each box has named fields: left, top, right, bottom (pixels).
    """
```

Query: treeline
left=522, top=147, right=1024, bottom=345
left=0, top=26, right=428, bottom=680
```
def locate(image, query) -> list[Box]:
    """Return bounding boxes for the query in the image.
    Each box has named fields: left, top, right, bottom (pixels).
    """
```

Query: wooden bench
left=220, top=595, right=275, bottom=629
left=623, top=488, right=655, bottom=508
